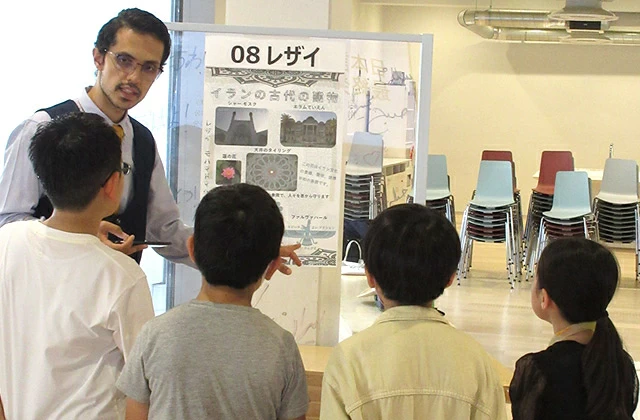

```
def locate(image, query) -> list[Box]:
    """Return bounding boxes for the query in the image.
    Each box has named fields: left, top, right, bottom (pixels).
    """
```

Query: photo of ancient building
left=215, top=107, right=268, bottom=146
left=280, top=111, right=337, bottom=148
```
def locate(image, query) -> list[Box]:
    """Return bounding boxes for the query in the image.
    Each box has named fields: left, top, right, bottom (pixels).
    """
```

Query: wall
left=371, top=3, right=640, bottom=211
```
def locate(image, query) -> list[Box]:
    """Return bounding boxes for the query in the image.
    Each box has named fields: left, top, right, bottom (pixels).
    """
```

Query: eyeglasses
left=102, top=162, right=132, bottom=186
left=105, top=50, right=163, bottom=80
left=121, top=162, right=132, bottom=175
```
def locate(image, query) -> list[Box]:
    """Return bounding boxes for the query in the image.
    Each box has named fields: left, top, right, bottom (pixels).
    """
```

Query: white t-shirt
left=0, top=220, right=154, bottom=419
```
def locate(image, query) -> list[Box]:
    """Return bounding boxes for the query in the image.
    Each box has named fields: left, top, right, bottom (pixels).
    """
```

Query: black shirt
left=509, top=340, right=637, bottom=420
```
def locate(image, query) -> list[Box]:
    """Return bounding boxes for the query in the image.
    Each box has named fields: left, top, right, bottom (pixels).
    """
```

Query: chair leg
left=536, top=219, right=547, bottom=266
left=508, top=206, right=522, bottom=287
left=457, top=206, right=470, bottom=284
left=450, top=196, right=457, bottom=228
left=636, top=204, right=640, bottom=283
left=505, top=212, right=514, bottom=289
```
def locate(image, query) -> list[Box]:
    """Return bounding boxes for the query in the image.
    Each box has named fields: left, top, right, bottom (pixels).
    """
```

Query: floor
left=339, top=242, right=640, bottom=418
left=339, top=242, right=640, bottom=371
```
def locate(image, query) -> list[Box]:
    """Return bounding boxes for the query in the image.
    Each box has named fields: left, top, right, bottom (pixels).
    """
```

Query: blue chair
left=536, top=171, right=597, bottom=264
left=458, top=160, right=522, bottom=288
left=425, top=154, right=455, bottom=226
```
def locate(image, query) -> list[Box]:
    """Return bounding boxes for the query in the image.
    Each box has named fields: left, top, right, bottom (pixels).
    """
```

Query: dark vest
left=33, top=100, right=156, bottom=263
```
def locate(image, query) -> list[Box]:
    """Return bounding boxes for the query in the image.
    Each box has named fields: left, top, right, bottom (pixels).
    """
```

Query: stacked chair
left=481, top=150, right=523, bottom=241
left=593, top=158, right=640, bottom=282
left=523, top=151, right=574, bottom=279
left=457, top=160, right=522, bottom=288
left=344, top=173, right=385, bottom=221
left=535, top=171, right=597, bottom=263
left=425, top=154, right=455, bottom=226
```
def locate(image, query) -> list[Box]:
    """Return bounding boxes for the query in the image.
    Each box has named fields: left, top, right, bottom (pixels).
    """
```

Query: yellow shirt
left=320, top=306, right=507, bottom=420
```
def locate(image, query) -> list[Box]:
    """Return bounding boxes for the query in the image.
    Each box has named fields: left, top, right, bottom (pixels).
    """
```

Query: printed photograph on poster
left=215, top=160, right=242, bottom=185
left=246, top=153, right=298, bottom=191
left=280, top=111, right=337, bottom=148
left=215, top=107, right=268, bottom=146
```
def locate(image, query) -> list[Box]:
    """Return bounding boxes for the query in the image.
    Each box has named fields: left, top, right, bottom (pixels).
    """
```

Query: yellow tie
left=112, top=124, right=125, bottom=141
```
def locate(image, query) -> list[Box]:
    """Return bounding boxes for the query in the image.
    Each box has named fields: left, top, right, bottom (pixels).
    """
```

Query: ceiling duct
left=549, top=0, right=617, bottom=22
left=458, top=0, right=640, bottom=45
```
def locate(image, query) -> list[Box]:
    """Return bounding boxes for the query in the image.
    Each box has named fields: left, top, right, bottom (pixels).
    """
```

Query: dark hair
left=537, top=238, right=639, bottom=419
left=193, top=183, right=284, bottom=289
left=363, top=204, right=461, bottom=305
left=28, top=113, right=122, bottom=211
left=95, top=8, right=171, bottom=67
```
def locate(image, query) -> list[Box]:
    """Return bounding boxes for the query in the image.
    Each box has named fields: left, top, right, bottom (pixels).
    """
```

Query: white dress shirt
left=0, top=89, right=194, bottom=266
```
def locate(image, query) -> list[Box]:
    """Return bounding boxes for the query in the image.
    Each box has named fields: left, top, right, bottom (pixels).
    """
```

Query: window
left=1, top=1, right=172, bottom=314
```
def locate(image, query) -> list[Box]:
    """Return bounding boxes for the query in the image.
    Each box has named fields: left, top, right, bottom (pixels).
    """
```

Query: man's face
left=93, top=27, right=164, bottom=117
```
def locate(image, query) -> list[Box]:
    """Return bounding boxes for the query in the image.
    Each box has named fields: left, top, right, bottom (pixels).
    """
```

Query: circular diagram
left=246, top=153, right=298, bottom=191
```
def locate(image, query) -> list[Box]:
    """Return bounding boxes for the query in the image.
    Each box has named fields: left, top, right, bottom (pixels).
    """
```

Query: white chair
left=594, top=158, right=640, bottom=282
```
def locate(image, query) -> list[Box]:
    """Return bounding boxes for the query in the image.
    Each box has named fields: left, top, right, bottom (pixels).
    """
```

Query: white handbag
left=341, top=240, right=366, bottom=276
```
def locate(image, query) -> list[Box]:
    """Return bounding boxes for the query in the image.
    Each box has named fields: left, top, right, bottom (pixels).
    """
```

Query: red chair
left=482, top=150, right=513, bottom=162
left=523, top=151, right=574, bottom=279
left=535, top=151, right=575, bottom=195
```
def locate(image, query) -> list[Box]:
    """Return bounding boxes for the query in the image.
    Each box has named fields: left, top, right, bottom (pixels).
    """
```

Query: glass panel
left=165, top=27, right=423, bottom=344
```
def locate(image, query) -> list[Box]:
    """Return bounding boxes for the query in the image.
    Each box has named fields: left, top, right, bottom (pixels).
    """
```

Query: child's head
left=535, top=238, right=618, bottom=323
left=363, top=204, right=461, bottom=305
left=28, top=113, right=123, bottom=212
left=534, top=239, right=638, bottom=419
left=191, top=183, right=284, bottom=289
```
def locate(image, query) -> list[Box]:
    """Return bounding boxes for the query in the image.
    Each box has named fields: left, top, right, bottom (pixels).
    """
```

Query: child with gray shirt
left=117, top=183, right=309, bottom=420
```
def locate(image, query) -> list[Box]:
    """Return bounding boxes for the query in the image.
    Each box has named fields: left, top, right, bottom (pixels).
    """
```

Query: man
left=0, top=113, right=155, bottom=419
left=117, top=183, right=309, bottom=420
left=0, top=8, right=301, bottom=273
left=320, top=204, right=507, bottom=420
left=0, top=8, right=178, bottom=262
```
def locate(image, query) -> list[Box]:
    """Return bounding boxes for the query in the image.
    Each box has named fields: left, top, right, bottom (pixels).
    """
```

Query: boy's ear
left=102, top=172, right=120, bottom=201
left=365, top=267, right=376, bottom=289
left=540, top=288, right=552, bottom=310
left=444, top=273, right=456, bottom=289
left=187, top=235, right=196, bottom=263
left=264, top=259, right=280, bottom=281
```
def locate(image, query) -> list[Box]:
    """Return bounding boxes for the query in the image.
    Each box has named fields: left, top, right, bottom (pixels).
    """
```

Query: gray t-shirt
left=116, top=300, right=309, bottom=419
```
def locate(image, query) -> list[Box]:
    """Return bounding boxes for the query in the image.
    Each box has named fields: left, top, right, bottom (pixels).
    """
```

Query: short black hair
left=363, top=204, right=461, bottom=305
left=28, top=113, right=122, bottom=211
left=95, top=8, right=171, bottom=67
left=193, top=184, right=284, bottom=289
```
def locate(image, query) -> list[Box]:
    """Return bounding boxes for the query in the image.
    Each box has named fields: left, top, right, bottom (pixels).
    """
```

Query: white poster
left=202, top=34, right=346, bottom=267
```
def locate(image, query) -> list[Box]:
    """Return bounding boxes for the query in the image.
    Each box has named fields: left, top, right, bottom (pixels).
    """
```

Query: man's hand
left=265, top=243, right=302, bottom=280
left=98, top=221, right=147, bottom=255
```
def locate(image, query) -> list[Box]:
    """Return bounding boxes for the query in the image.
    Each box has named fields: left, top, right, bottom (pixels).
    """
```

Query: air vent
left=567, top=21, right=603, bottom=31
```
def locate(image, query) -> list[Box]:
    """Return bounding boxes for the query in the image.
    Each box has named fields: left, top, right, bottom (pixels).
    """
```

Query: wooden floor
left=340, top=242, right=640, bottom=370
